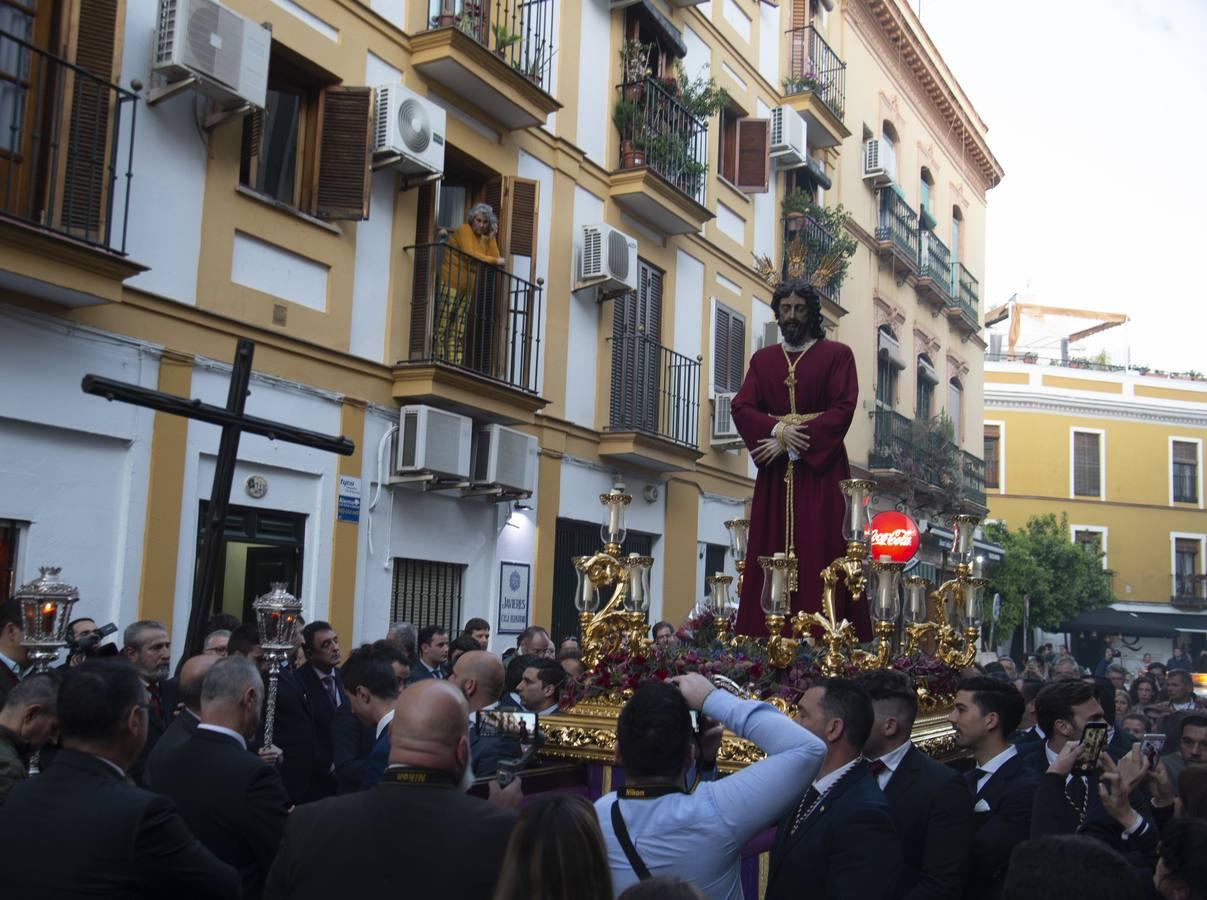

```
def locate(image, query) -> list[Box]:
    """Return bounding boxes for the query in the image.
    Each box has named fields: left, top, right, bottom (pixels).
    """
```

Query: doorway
left=198, top=502, right=306, bottom=623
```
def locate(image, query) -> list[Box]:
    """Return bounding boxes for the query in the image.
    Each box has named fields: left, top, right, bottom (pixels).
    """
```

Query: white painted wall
left=369, top=0, right=406, bottom=32
left=231, top=233, right=331, bottom=311
left=517, top=150, right=554, bottom=395
left=683, top=26, right=711, bottom=81
left=567, top=186, right=606, bottom=429
left=0, top=308, right=156, bottom=630
left=559, top=461, right=666, bottom=623
left=576, top=0, right=611, bottom=164
left=170, top=366, right=342, bottom=660
left=716, top=201, right=745, bottom=244
left=350, top=173, right=396, bottom=362
left=758, top=1, right=781, bottom=86
left=673, top=249, right=704, bottom=364
left=118, top=2, right=209, bottom=304
left=753, top=98, right=775, bottom=261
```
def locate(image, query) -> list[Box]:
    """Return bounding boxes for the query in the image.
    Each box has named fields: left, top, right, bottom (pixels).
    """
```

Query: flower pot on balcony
left=621, top=141, right=646, bottom=169
left=433, top=13, right=456, bottom=27
left=624, top=82, right=644, bottom=102
left=784, top=211, right=807, bottom=231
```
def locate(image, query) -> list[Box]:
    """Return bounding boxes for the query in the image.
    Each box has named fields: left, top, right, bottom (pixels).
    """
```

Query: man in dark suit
left=0, top=659, right=239, bottom=898
left=148, top=655, right=291, bottom=900
left=409, top=624, right=450, bottom=681
left=0, top=598, right=29, bottom=710
left=335, top=643, right=401, bottom=791
left=766, top=677, right=902, bottom=900
left=0, top=671, right=60, bottom=805
left=122, top=620, right=176, bottom=786
left=948, top=676, right=1040, bottom=900
left=144, top=654, right=216, bottom=786
left=264, top=680, right=518, bottom=900
left=859, top=669, right=973, bottom=900
left=448, top=649, right=520, bottom=777
left=287, top=620, right=346, bottom=802
left=1010, top=679, right=1046, bottom=748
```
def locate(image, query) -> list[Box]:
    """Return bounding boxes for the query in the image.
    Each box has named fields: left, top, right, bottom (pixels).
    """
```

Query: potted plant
left=672, top=64, right=728, bottom=121
left=491, top=21, right=521, bottom=58
left=1023, top=352, right=1038, bottom=364
left=619, top=39, right=652, bottom=100
left=782, top=188, right=811, bottom=231
left=613, top=99, right=647, bottom=168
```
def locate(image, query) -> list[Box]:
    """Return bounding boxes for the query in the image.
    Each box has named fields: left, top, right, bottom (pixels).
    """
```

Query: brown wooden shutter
left=729, top=313, right=745, bottom=391
left=505, top=176, right=539, bottom=282
left=313, top=86, right=374, bottom=220
left=409, top=180, right=438, bottom=359
left=735, top=118, right=770, bottom=193
left=481, top=177, right=504, bottom=252
left=713, top=303, right=731, bottom=393
left=61, top=0, right=124, bottom=239
left=792, top=0, right=809, bottom=29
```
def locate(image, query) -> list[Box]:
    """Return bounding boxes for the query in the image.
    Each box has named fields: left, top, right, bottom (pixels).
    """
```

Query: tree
left=982, top=514, right=1115, bottom=639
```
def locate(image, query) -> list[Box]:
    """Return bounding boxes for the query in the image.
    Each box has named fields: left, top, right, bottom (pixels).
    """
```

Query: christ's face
left=776, top=294, right=810, bottom=344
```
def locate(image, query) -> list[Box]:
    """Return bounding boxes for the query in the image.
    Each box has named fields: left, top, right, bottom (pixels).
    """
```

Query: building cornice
left=845, top=0, right=1004, bottom=193
left=985, top=390, right=1207, bottom=429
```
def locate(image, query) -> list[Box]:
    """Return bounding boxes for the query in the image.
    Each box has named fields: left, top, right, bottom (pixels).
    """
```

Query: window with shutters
left=984, top=424, right=1001, bottom=490
left=875, top=355, right=896, bottom=409
left=1072, top=430, right=1103, bottom=498
left=713, top=301, right=746, bottom=394
left=391, top=558, right=465, bottom=637
left=1174, top=538, right=1202, bottom=598
left=1072, top=527, right=1107, bottom=569
left=1172, top=440, right=1199, bottom=504
left=718, top=109, right=770, bottom=193
left=916, top=354, right=936, bottom=420
left=947, top=377, right=962, bottom=443
left=240, top=45, right=372, bottom=221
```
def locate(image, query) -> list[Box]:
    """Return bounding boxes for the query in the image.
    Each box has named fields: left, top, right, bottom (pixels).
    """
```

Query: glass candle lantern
left=623, top=554, right=653, bottom=613
left=869, top=562, right=903, bottom=622
left=759, top=553, right=791, bottom=616
left=951, top=515, right=980, bottom=566
left=15, top=567, right=79, bottom=667
left=903, top=576, right=930, bottom=624
left=254, top=583, right=303, bottom=652
left=711, top=573, right=734, bottom=618
left=573, top=557, right=601, bottom=614
left=840, top=480, right=875, bottom=544
left=963, top=578, right=988, bottom=629
left=599, top=488, right=630, bottom=548
left=724, top=518, right=750, bottom=564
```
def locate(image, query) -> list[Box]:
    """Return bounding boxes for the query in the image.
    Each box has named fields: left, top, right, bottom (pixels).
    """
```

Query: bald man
left=264, top=681, right=518, bottom=900
left=145, top=654, right=217, bottom=785
left=448, top=650, right=517, bottom=778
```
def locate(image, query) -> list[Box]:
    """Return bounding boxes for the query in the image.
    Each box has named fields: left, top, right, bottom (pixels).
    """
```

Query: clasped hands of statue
left=752, top=423, right=810, bottom=465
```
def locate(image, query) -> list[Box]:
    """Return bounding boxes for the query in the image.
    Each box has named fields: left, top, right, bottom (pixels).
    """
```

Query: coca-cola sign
left=867, top=511, right=920, bottom=563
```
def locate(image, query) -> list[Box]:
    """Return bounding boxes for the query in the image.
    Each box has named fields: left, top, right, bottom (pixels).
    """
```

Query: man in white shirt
left=860, top=669, right=973, bottom=900
left=597, top=673, right=824, bottom=900
left=949, top=676, right=1039, bottom=900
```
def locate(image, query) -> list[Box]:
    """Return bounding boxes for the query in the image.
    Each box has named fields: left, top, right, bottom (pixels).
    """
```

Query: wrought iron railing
left=0, top=30, right=138, bottom=252
left=875, top=189, right=919, bottom=266
left=869, top=408, right=913, bottom=471
left=615, top=77, right=708, bottom=203
left=784, top=213, right=842, bottom=307
left=870, top=409, right=986, bottom=508
left=427, top=0, right=557, bottom=94
left=406, top=241, right=543, bottom=393
left=785, top=25, right=846, bottom=121
left=609, top=332, right=701, bottom=449
left=961, top=451, right=986, bottom=509
left=919, top=230, right=953, bottom=298
left=954, top=262, right=979, bottom=325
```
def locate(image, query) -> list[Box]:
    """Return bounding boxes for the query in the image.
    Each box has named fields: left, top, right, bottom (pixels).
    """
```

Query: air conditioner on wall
left=863, top=138, right=897, bottom=186
left=373, top=84, right=446, bottom=178
left=471, top=425, right=538, bottom=496
left=153, top=0, right=270, bottom=109
left=578, top=224, right=638, bottom=294
left=769, top=107, right=807, bottom=169
left=711, top=393, right=745, bottom=450
left=392, top=405, right=472, bottom=482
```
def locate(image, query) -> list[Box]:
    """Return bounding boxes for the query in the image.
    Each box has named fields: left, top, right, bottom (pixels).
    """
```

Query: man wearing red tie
left=122, top=620, right=175, bottom=786
left=291, top=621, right=346, bottom=802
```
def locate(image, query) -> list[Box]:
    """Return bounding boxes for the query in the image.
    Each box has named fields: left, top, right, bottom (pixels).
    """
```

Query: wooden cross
left=81, top=339, right=355, bottom=657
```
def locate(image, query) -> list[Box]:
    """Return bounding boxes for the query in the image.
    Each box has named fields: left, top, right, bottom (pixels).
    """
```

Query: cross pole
left=81, top=338, right=355, bottom=657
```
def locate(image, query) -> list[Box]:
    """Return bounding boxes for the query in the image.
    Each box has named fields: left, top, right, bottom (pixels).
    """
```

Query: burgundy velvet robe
left=730, top=338, right=867, bottom=638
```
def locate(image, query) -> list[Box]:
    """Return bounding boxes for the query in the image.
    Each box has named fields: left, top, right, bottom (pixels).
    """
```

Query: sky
left=908, top=0, right=1207, bottom=372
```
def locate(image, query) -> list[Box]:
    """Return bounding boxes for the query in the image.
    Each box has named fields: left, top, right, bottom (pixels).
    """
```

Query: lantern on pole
left=253, top=582, right=303, bottom=749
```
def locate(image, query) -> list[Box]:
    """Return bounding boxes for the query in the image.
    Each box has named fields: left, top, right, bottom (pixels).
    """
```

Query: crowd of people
left=0, top=594, right=1204, bottom=899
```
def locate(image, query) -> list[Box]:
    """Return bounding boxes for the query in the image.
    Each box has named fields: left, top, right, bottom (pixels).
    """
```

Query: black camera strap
left=611, top=800, right=652, bottom=881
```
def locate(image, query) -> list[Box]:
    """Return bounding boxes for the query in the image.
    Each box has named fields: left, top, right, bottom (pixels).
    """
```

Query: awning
left=805, top=157, right=832, bottom=191
left=1061, top=607, right=1207, bottom=638
left=923, top=524, right=1005, bottom=563
left=918, top=355, right=938, bottom=385
left=878, top=329, right=906, bottom=370
left=636, top=1, right=687, bottom=59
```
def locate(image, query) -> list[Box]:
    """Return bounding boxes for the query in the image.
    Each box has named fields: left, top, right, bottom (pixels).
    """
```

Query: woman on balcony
left=436, top=203, right=505, bottom=367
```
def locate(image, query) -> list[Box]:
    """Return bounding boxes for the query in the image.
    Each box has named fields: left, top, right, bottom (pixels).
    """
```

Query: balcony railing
left=0, top=30, right=138, bottom=253
left=785, top=25, right=846, bottom=121
left=615, top=77, right=708, bottom=203
left=609, top=332, right=701, bottom=449
left=954, top=262, right=979, bottom=325
left=784, top=213, right=842, bottom=306
left=406, top=241, right=543, bottom=393
left=875, top=189, right=919, bottom=265
left=869, top=408, right=913, bottom=471
left=919, top=230, right=953, bottom=298
left=427, top=0, right=557, bottom=93
left=870, top=409, right=986, bottom=508
left=961, top=450, right=986, bottom=509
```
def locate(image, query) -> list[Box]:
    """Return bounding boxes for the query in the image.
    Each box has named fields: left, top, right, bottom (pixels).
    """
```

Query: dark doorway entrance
left=198, top=502, right=306, bottom=623
left=550, top=518, right=656, bottom=645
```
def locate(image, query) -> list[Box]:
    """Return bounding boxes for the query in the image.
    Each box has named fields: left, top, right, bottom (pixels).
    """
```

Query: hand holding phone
left=1140, top=733, right=1166, bottom=771
left=1072, top=722, right=1109, bottom=776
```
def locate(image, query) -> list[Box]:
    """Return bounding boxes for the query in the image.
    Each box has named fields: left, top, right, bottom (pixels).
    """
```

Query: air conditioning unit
left=394, top=405, right=472, bottom=481
left=769, top=107, right=807, bottom=169
left=863, top=138, right=897, bottom=186
left=471, top=425, right=537, bottom=495
left=578, top=224, right=638, bottom=294
left=711, top=393, right=744, bottom=450
left=153, top=0, right=270, bottom=109
left=373, top=83, right=446, bottom=178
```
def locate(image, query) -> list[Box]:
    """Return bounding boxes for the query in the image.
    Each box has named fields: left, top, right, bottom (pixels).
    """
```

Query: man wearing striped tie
left=410, top=625, right=450, bottom=682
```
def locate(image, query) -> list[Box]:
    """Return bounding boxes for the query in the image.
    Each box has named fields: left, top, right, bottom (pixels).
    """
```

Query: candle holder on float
left=903, top=575, right=937, bottom=655
left=600, top=487, right=630, bottom=558
left=706, top=572, right=735, bottom=642
left=16, top=566, right=79, bottom=775
left=929, top=515, right=986, bottom=671
left=758, top=553, right=798, bottom=669
left=723, top=518, right=750, bottom=597
left=254, top=582, right=303, bottom=749
left=867, top=560, right=903, bottom=668
left=622, top=553, right=654, bottom=655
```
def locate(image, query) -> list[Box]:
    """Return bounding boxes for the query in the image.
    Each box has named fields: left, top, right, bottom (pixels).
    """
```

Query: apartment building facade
left=0, top=0, right=999, bottom=653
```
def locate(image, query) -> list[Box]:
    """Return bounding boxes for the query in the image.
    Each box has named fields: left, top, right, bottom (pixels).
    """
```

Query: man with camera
left=597, top=672, right=825, bottom=899
left=62, top=618, right=118, bottom=668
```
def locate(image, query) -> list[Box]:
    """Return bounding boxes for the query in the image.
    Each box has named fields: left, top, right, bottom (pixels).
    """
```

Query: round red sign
left=867, top=511, right=920, bottom=563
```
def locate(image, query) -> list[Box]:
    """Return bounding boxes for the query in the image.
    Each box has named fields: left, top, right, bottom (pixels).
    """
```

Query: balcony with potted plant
left=412, top=0, right=562, bottom=129
left=779, top=189, right=856, bottom=311
left=610, top=45, right=724, bottom=236
left=782, top=25, right=849, bottom=147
